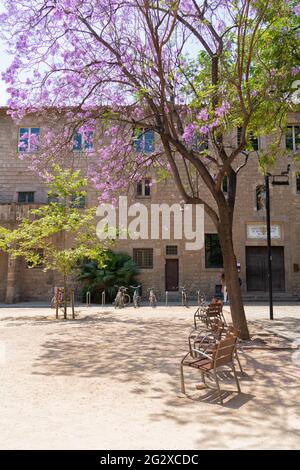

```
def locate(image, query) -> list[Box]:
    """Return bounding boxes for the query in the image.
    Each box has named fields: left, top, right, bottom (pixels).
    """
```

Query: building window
left=73, top=130, right=94, bottom=151
left=256, top=184, right=266, bottom=211
left=133, top=129, right=155, bottom=153
left=237, top=127, right=259, bottom=151
left=18, top=191, right=35, bottom=203
left=133, top=248, right=153, bottom=269
left=26, top=249, right=44, bottom=269
left=166, top=245, right=178, bottom=256
left=136, top=178, right=151, bottom=197
left=296, top=173, right=300, bottom=194
left=205, top=234, right=223, bottom=269
left=70, top=195, right=86, bottom=208
left=47, top=193, right=59, bottom=204
left=18, top=127, right=40, bottom=152
left=192, top=134, right=209, bottom=152
left=286, top=126, right=300, bottom=152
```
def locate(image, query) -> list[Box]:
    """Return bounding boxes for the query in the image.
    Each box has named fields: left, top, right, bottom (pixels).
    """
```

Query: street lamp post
left=264, top=174, right=273, bottom=320
left=264, top=165, right=290, bottom=321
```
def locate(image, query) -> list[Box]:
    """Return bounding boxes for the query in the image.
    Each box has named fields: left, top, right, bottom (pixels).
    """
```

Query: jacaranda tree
left=1, top=1, right=300, bottom=338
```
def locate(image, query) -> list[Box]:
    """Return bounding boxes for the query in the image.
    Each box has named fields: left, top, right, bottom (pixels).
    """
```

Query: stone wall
left=0, top=107, right=300, bottom=302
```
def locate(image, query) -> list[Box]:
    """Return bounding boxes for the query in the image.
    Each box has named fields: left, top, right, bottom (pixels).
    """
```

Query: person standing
left=221, top=273, right=228, bottom=303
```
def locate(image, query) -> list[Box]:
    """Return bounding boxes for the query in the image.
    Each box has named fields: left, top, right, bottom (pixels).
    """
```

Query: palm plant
left=78, top=250, right=140, bottom=303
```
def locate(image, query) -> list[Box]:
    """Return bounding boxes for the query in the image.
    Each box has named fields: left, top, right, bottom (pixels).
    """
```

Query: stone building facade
left=0, top=106, right=300, bottom=303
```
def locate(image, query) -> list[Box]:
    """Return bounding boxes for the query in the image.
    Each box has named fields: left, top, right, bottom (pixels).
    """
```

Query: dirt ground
left=0, top=303, right=299, bottom=450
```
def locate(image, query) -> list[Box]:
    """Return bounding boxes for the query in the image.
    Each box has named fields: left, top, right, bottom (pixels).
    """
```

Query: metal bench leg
left=180, top=364, right=186, bottom=394
left=213, top=370, right=223, bottom=405
left=235, top=350, right=245, bottom=376
left=232, top=362, right=241, bottom=393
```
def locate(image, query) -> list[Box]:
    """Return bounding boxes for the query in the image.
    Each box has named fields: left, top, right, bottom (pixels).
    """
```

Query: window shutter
left=73, top=131, right=82, bottom=151
left=30, top=128, right=40, bottom=151
left=19, top=128, right=29, bottom=152
left=237, top=127, right=242, bottom=146
left=286, top=126, right=294, bottom=150
left=144, top=130, right=154, bottom=152
left=133, top=129, right=143, bottom=152
left=84, top=131, right=94, bottom=150
left=295, top=126, right=300, bottom=151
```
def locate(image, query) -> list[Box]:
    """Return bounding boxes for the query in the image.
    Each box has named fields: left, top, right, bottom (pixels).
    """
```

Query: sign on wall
left=247, top=224, right=281, bottom=240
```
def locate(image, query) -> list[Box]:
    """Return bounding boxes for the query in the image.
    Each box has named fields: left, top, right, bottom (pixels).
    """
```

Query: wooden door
left=246, top=246, right=285, bottom=292
left=165, top=259, right=179, bottom=291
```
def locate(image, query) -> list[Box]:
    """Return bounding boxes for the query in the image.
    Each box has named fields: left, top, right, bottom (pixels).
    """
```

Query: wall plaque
left=247, top=224, right=281, bottom=240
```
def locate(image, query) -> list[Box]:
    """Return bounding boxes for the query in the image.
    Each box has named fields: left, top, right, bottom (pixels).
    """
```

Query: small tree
left=1, top=0, right=300, bottom=337
left=0, top=165, right=108, bottom=319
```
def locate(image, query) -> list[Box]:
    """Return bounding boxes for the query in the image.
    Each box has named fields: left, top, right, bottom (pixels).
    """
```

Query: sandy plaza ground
left=0, top=302, right=299, bottom=450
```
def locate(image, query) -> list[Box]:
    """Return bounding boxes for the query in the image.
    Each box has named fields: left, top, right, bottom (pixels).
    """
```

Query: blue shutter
left=19, top=128, right=29, bottom=152
left=73, top=131, right=82, bottom=151
left=144, top=130, right=154, bottom=152
left=133, top=129, right=143, bottom=152
left=30, top=127, right=40, bottom=151
left=84, top=131, right=94, bottom=150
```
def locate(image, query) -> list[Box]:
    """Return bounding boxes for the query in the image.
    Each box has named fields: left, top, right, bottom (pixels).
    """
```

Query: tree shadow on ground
left=24, top=312, right=300, bottom=448
left=249, top=317, right=300, bottom=341
left=0, top=311, right=115, bottom=327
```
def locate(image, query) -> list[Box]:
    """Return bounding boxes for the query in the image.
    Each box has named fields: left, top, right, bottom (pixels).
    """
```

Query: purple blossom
left=293, top=5, right=300, bottom=16
left=197, top=108, right=209, bottom=121
left=199, top=125, right=209, bottom=134
left=182, top=123, right=195, bottom=144
left=215, top=101, right=230, bottom=118
left=292, top=66, right=300, bottom=76
left=0, top=0, right=296, bottom=205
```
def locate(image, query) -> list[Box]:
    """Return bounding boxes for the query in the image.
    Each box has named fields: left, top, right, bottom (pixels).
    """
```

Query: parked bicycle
left=130, top=285, right=141, bottom=308
left=50, top=286, right=64, bottom=309
left=196, top=290, right=206, bottom=307
left=148, top=287, right=157, bottom=307
left=113, top=286, right=130, bottom=309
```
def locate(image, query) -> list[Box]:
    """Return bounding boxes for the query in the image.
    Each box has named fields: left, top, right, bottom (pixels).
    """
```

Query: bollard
left=86, top=291, right=91, bottom=307
left=197, top=290, right=200, bottom=307
left=165, top=291, right=168, bottom=306
left=102, top=291, right=106, bottom=307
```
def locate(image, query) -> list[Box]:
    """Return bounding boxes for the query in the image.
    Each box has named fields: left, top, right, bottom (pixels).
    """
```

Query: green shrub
left=78, top=250, right=140, bottom=303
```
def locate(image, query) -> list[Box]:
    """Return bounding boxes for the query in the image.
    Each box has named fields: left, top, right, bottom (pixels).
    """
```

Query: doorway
left=165, top=259, right=179, bottom=291
left=246, top=246, right=285, bottom=292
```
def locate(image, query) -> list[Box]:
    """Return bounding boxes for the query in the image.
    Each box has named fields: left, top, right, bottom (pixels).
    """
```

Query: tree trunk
left=63, top=272, right=67, bottom=320
left=218, top=213, right=250, bottom=340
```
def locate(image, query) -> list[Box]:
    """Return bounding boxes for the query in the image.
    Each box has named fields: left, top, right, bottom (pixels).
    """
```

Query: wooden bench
left=180, top=334, right=241, bottom=405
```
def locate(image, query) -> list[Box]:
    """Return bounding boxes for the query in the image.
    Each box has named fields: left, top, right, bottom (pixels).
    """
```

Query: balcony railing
left=0, top=202, right=45, bottom=222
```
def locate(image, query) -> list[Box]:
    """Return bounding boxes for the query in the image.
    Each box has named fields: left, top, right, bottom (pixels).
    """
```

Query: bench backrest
left=212, top=336, right=237, bottom=368
left=207, top=303, right=223, bottom=316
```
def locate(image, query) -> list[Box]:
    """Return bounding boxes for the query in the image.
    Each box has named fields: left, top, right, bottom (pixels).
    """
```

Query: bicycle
left=113, top=286, right=130, bottom=309
left=130, top=285, right=141, bottom=308
left=196, top=290, right=206, bottom=307
left=50, top=286, right=64, bottom=309
left=148, top=287, right=157, bottom=307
